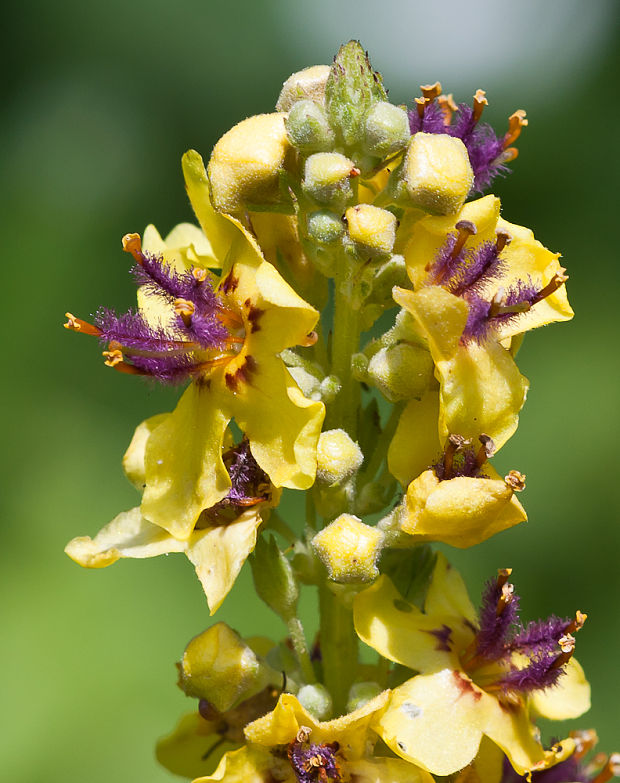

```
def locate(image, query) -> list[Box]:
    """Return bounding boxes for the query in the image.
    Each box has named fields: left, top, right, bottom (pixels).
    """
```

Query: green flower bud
left=306, top=210, right=345, bottom=245
left=388, top=132, right=473, bottom=215
left=178, top=623, right=279, bottom=712
left=297, top=683, right=333, bottom=720
left=363, top=101, right=410, bottom=157
left=367, top=342, right=434, bottom=402
left=345, top=204, right=397, bottom=256
left=303, top=152, right=355, bottom=207
left=347, top=681, right=384, bottom=712
left=208, top=113, right=292, bottom=213
left=312, top=514, right=384, bottom=583
left=276, top=65, right=331, bottom=111
left=285, top=100, right=334, bottom=153
left=325, top=41, right=387, bottom=149
left=250, top=535, right=298, bottom=622
left=369, top=255, right=408, bottom=301
left=317, top=429, right=364, bottom=485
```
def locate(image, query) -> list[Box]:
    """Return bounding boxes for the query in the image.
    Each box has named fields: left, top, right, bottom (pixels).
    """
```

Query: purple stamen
left=501, top=755, right=589, bottom=783
left=474, top=578, right=521, bottom=661
left=288, top=739, right=341, bottom=783
left=92, top=251, right=233, bottom=383
left=409, top=96, right=514, bottom=193
left=408, top=101, right=447, bottom=134
left=197, top=440, right=272, bottom=527
left=499, top=654, right=565, bottom=694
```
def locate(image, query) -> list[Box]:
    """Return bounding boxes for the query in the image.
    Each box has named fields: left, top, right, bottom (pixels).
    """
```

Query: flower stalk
left=62, top=39, right=613, bottom=783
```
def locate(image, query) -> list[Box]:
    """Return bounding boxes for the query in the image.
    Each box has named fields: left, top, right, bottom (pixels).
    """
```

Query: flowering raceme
left=63, top=40, right=614, bottom=783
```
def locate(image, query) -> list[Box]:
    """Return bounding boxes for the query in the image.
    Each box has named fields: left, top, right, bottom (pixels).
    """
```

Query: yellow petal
left=182, top=150, right=246, bottom=260
left=64, top=507, right=185, bottom=568
left=425, top=552, right=477, bottom=627
left=245, top=691, right=389, bottom=760
left=222, top=355, right=324, bottom=490
left=492, top=218, right=573, bottom=341
left=156, top=712, right=237, bottom=780
left=530, top=658, right=591, bottom=720
left=233, top=254, right=320, bottom=356
left=187, top=509, right=264, bottom=614
left=437, top=339, right=529, bottom=450
left=403, top=466, right=527, bottom=548
left=347, top=756, right=434, bottom=783
left=394, top=285, right=469, bottom=360
left=353, top=575, right=460, bottom=672
left=482, top=696, right=548, bottom=776
left=375, top=672, right=491, bottom=776
left=388, top=390, right=441, bottom=487
left=122, top=413, right=169, bottom=489
left=141, top=383, right=231, bottom=539
left=193, top=746, right=274, bottom=783
left=403, top=195, right=500, bottom=289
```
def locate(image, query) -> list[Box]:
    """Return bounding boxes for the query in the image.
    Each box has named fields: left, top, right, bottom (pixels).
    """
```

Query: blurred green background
left=2, top=1, right=619, bottom=780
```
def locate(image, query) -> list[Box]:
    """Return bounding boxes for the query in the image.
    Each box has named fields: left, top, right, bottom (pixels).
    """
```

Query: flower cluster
left=64, top=41, right=616, bottom=783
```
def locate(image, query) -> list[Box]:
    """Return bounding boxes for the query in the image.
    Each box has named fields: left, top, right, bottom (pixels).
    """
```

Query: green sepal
left=250, top=534, right=299, bottom=622
left=325, top=41, right=387, bottom=150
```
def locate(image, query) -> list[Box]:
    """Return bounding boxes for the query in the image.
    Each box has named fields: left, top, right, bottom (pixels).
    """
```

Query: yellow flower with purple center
left=354, top=554, right=590, bottom=777
left=65, top=433, right=280, bottom=613
left=408, top=81, right=528, bottom=194
left=190, top=691, right=434, bottom=783
left=393, top=194, right=572, bottom=451
left=385, top=430, right=527, bottom=549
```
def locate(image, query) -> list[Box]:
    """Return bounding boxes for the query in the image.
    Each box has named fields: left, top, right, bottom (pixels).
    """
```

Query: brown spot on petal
left=221, top=270, right=239, bottom=294
left=452, top=670, right=482, bottom=701
left=225, top=355, right=257, bottom=391
left=244, top=297, right=265, bottom=333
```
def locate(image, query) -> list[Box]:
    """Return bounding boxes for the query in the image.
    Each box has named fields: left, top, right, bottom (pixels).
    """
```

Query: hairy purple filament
left=433, top=444, right=484, bottom=480
left=94, top=251, right=229, bottom=383
left=409, top=100, right=510, bottom=193
left=288, top=739, right=341, bottom=783
left=426, top=232, right=547, bottom=343
left=196, top=440, right=272, bottom=528
left=501, top=755, right=589, bottom=783
left=470, top=576, right=574, bottom=694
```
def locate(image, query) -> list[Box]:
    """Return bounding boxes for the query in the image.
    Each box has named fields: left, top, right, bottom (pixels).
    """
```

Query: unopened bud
left=317, top=429, right=364, bottom=485
left=208, top=113, right=292, bottom=213
left=297, top=683, right=333, bottom=720
left=345, top=204, right=397, bottom=256
left=312, top=514, right=384, bottom=583
left=307, top=210, right=345, bottom=245
left=390, top=132, right=473, bottom=215
left=304, top=152, right=356, bottom=207
left=347, top=681, right=383, bottom=712
left=285, top=100, right=334, bottom=153
left=277, top=65, right=331, bottom=111
left=363, top=101, right=410, bottom=157
left=178, top=623, right=279, bottom=712
left=367, top=343, right=434, bottom=402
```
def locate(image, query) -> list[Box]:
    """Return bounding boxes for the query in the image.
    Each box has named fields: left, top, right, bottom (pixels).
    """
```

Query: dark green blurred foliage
left=1, top=2, right=619, bottom=780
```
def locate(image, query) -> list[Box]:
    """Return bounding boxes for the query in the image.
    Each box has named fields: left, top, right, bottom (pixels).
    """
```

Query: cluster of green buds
left=64, top=41, right=617, bottom=783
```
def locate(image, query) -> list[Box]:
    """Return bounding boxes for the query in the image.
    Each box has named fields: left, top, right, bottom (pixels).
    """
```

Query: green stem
left=319, top=584, right=358, bottom=715
left=358, top=401, right=404, bottom=485
left=287, top=616, right=316, bottom=684
left=326, top=267, right=361, bottom=438
left=267, top=512, right=298, bottom=545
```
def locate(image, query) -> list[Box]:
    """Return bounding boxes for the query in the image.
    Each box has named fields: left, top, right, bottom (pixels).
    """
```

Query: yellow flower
left=157, top=685, right=281, bottom=780
left=392, top=194, right=572, bottom=451
left=65, top=150, right=325, bottom=599
left=354, top=554, right=590, bottom=777
left=192, top=691, right=434, bottom=783
left=65, top=429, right=280, bottom=613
